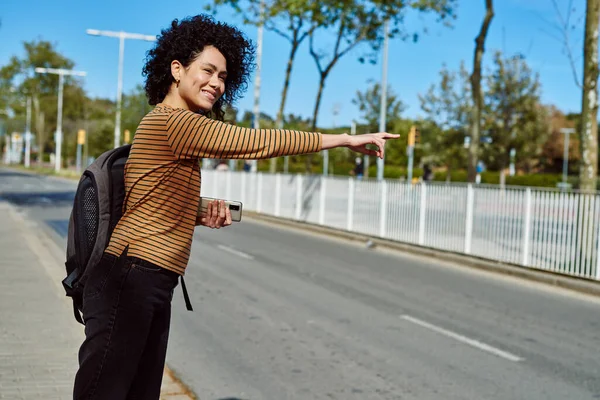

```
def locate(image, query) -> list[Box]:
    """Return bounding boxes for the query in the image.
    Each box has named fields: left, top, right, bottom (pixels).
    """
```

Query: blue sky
left=1, top=0, right=587, bottom=129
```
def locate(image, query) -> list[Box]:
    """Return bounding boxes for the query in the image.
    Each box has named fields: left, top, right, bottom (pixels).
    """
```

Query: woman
left=74, top=14, right=398, bottom=400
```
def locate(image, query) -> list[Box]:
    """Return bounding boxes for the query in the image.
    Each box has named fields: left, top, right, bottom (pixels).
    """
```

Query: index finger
left=219, top=200, right=226, bottom=219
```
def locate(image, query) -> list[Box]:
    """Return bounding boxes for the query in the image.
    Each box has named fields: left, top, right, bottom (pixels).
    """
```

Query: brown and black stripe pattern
left=105, top=103, right=322, bottom=275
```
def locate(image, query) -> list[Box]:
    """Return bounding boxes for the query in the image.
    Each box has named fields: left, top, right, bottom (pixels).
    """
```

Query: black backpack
left=62, top=144, right=132, bottom=324
left=62, top=144, right=193, bottom=325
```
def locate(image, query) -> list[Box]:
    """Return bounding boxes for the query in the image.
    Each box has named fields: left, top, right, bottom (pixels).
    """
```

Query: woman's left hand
left=196, top=199, right=232, bottom=228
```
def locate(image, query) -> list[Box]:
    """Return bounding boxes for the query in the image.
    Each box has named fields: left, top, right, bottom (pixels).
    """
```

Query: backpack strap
left=180, top=276, right=193, bottom=311
left=73, top=302, right=84, bottom=325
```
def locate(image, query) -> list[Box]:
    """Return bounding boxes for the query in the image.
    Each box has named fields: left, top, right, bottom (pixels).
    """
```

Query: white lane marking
left=217, top=245, right=254, bottom=260
left=400, top=315, right=524, bottom=362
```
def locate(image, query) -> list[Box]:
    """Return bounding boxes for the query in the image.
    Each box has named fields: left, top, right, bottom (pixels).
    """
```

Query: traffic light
left=414, top=126, right=420, bottom=144
left=408, top=125, right=416, bottom=147
left=77, top=129, right=86, bottom=145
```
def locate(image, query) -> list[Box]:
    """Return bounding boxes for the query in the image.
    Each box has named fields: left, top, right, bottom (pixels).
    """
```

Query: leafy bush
left=432, top=169, right=587, bottom=189
left=433, top=170, right=468, bottom=182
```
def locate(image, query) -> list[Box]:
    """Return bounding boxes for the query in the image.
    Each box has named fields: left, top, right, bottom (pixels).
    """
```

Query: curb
left=160, top=367, right=197, bottom=400
left=244, top=211, right=600, bottom=298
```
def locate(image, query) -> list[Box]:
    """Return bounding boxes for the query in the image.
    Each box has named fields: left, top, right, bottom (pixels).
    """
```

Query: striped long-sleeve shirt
left=105, top=103, right=322, bottom=274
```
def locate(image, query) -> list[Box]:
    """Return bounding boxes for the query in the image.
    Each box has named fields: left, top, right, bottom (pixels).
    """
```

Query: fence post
left=347, top=178, right=355, bottom=231
left=418, top=183, right=427, bottom=245
left=595, top=197, right=600, bottom=280
left=275, top=173, right=282, bottom=217
left=226, top=171, right=232, bottom=200
left=379, top=180, right=388, bottom=237
left=295, top=174, right=303, bottom=220
left=241, top=172, right=246, bottom=207
left=522, top=187, right=532, bottom=266
left=256, top=173, right=263, bottom=213
left=319, top=176, right=327, bottom=225
left=464, top=184, right=474, bottom=254
left=212, top=171, right=218, bottom=196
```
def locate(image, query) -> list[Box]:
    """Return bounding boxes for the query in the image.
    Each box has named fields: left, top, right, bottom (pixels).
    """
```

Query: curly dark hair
left=142, top=14, right=255, bottom=120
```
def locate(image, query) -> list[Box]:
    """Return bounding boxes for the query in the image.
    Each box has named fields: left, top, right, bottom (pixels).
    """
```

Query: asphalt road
left=1, top=167, right=599, bottom=400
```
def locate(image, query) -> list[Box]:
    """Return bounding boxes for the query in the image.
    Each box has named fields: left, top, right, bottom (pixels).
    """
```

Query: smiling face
left=169, top=45, right=227, bottom=112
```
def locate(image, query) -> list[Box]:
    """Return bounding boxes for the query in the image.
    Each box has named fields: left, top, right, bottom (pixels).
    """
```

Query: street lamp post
left=559, top=127, right=575, bottom=188
left=251, top=1, right=265, bottom=174
left=86, top=29, right=156, bottom=148
left=24, top=97, right=32, bottom=168
left=34, top=67, right=87, bottom=172
left=376, top=19, right=390, bottom=181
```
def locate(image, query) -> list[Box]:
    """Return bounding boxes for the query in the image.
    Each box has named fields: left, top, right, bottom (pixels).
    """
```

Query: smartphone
left=198, top=197, right=243, bottom=222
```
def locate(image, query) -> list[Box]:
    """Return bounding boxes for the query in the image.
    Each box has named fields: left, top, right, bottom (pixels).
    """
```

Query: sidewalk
left=0, top=201, right=195, bottom=399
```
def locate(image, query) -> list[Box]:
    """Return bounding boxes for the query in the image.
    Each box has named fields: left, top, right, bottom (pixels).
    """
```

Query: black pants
left=73, top=249, right=180, bottom=400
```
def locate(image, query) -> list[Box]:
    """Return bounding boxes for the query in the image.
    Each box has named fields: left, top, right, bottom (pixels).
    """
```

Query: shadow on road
left=0, top=170, right=33, bottom=178
left=217, top=398, right=248, bottom=400
left=0, top=191, right=75, bottom=207
left=46, top=220, right=70, bottom=238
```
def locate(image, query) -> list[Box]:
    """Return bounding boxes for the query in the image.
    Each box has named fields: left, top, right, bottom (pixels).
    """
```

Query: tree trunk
left=271, top=35, right=300, bottom=173
left=305, top=75, right=326, bottom=173
left=311, top=76, right=326, bottom=132
left=579, top=0, right=599, bottom=192
left=468, top=0, right=494, bottom=182
left=276, top=39, right=299, bottom=129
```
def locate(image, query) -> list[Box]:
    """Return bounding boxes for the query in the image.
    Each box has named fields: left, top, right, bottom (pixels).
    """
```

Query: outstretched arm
left=166, top=109, right=399, bottom=160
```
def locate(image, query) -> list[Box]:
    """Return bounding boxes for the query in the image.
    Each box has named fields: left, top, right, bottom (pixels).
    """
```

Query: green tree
left=0, top=40, right=84, bottom=164
left=419, top=62, right=471, bottom=175
left=482, top=52, right=549, bottom=176
left=352, top=81, right=405, bottom=131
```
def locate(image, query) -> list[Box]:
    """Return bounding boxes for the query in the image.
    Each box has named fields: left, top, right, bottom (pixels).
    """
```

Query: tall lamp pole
left=560, top=127, right=575, bottom=189
left=34, top=67, right=87, bottom=172
left=86, top=29, right=156, bottom=148
left=251, top=0, right=265, bottom=174
left=24, top=96, right=32, bottom=168
left=376, top=19, right=390, bottom=181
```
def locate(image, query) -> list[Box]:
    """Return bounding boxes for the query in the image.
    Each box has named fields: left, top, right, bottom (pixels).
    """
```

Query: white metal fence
left=202, top=170, right=600, bottom=281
